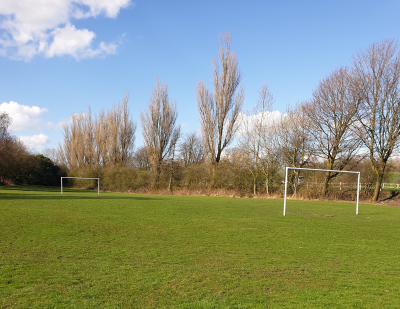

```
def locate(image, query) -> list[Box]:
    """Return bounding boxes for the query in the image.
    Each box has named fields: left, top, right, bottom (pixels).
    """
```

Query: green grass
left=1, top=186, right=400, bottom=308
left=386, top=172, right=400, bottom=183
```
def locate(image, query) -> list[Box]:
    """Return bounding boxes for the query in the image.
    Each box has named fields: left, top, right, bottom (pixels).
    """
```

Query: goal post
left=283, top=167, right=360, bottom=216
left=61, top=177, right=100, bottom=195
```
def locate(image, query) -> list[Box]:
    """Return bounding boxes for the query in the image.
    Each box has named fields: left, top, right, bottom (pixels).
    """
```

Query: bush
left=16, top=154, right=66, bottom=186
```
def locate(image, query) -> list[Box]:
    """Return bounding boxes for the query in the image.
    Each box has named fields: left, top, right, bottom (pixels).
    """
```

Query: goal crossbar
left=61, top=177, right=100, bottom=195
left=283, top=167, right=360, bottom=216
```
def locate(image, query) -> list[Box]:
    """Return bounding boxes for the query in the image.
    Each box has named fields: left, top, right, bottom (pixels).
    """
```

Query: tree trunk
left=372, top=172, right=384, bottom=202
left=168, top=144, right=176, bottom=193
left=293, top=171, right=299, bottom=195
left=324, top=159, right=335, bottom=196
left=323, top=172, right=331, bottom=196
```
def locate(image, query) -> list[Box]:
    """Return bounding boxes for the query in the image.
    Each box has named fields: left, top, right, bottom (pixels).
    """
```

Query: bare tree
left=0, top=112, right=30, bottom=183
left=140, top=78, right=180, bottom=189
left=179, top=131, right=205, bottom=166
left=0, top=137, right=29, bottom=182
left=274, top=106, right=314, bottom=193
left=132, top=146, right=151, bottom=170
left=238, top=84, right=275, bottom=195
left=43, top=148, right=63, bottom=167
left=60, top=112, right=90, bottom=170
left=302, top=67, right=362, bottom=195
left=168, top=129, right=180, bottom=192
left=58, top=93, right=136, bottom=170
left=259, top=136, right=280, bottom=195
left=102, top=93, right=136, bottom=166
left=257, top=86, right=280, bottom=195
left=0, top=112, right=11, bottom=140
left=353, top=39, right=400, bottom=202
left=197, top=32, right=244, bottom=188
left=118, top=93, right=136, bottom=165
left=0, top=112, right=12, bottom=182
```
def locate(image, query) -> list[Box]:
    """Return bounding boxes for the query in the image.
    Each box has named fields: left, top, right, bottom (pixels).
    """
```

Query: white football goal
left=283, top=167, right=360, bottom=216
left=61, top=177, right=100, bottom=195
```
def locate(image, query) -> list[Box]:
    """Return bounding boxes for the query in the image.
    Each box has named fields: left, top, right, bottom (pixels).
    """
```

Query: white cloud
left=19, top=134, right=49, bottom=149
left=0, top=101, right=48, bottom=131
left=236, top=110, right=285, bottom=136
left=73, top=0, right=135, bottom=19
left=0, top=0, right=131, bottom=60
left=45, top=23, right=116, bottom=59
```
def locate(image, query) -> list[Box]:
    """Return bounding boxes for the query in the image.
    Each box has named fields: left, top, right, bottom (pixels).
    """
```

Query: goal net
left=283, top=167, right=360, bottom=216
left=61, top=177, right=100, bottom=195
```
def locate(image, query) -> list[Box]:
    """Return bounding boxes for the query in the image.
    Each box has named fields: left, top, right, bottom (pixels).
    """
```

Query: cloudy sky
left=1, top=0, right=400, bottom=151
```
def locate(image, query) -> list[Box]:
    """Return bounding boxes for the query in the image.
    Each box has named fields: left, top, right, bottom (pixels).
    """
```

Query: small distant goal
left=61, top=177, right=100, bottom=195
left=283, top=167, right=360, bottom=216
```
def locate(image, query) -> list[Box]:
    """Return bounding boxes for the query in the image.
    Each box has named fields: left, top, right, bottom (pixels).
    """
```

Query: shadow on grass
left=1, top=185, right=73, bottom=192
left=0, top=194, right=159, bottom=200
left=0, top=186, right=159, bottom=201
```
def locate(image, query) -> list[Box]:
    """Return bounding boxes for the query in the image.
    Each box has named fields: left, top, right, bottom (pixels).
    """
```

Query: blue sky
left=1, top=0, right=400, bottom=151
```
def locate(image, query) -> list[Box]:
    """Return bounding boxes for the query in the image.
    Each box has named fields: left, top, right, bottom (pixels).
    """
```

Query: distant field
left=386, top=172, right=400, bottom=183
left=1, top=186, right=400, bottom=308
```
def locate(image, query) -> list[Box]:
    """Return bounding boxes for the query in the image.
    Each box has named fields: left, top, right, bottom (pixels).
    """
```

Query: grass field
left=386, top=172, right=400, bottom=183
left=1, top=186, right=400, bottom=308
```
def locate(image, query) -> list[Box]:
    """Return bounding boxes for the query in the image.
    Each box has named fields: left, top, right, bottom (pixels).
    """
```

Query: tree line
left=0, top=112, right=65, bottom=186
left=2, top=34, right=400, bottom=202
